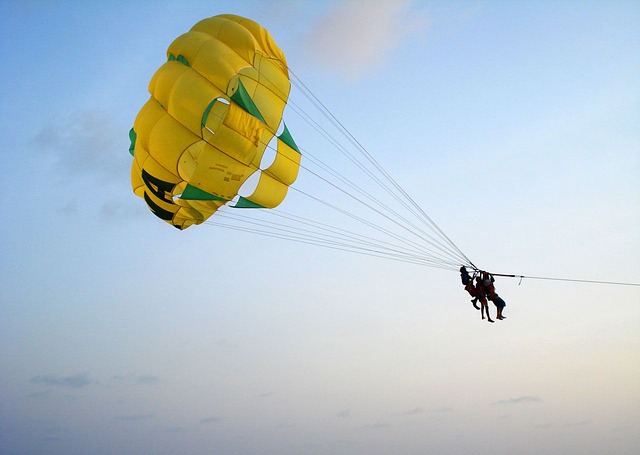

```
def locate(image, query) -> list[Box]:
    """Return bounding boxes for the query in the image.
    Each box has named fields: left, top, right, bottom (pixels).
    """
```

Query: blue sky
left=1, top=1, right=639, bottom=454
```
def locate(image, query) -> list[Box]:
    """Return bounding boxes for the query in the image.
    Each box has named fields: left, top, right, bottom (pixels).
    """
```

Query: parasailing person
left=460, top=268, right=506, bottom=323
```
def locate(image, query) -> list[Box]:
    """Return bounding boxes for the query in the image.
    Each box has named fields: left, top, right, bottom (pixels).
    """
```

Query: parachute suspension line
left=259, top=122, right=469, bottom=267
left=290, top=70, right=472, bottom=265
left=285, top=186, right=462, bottom=269
left=288, top=164, right=467, bottom=268
left=282, top=118, right=458, bottom=260
left=287, top=69, right=473, bottom=267
left=284, top=107, right=466, bottom=263
left=265, top=209, right=444, bottom=262
left=285, top=97, right=407, bottom=212
left=286, top=82, right=422, bottom=220
left=205, top=210, right=459, bottom=270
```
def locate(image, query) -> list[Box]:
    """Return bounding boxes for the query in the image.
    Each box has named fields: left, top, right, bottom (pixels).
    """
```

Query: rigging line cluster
left=286, top=69, right=472, bottom=266
left=220, top=206, right=460, bottom=269
left=286, top=185, right=464, bottom=269
left=253, top=132, right=467, bottom=268
left=214, top=65, right=473, bottom=270
left=282, top=108, right=465, bottom=265
left=213, top=198, right=463, bottom=269
left=204, top=212, right=460, bottom=270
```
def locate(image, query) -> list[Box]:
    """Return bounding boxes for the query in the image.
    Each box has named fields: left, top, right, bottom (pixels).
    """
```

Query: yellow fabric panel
left=132, top=148, right=215, bottom=230
left=175, top=197, right=225, bottom=214
left=249, top=55, right=291, bottom=130
left=216, top=102, right=264, bottom=157
left=180, top=141, right=253, bottom=201
left=234, top=70, right=288, bottom=132
left=251, top=130, right=271, bottom=169
left=177, top=141, right=200, bottom=183
left=133, top=98, right=166, bottom=152
left=136, top=148, right=181, bottom=186
left=131, top=136, right=151, bottom=196
left=203, top=122, right=255, bottom=168
left=191, top=16, right=256, bottom=64
left=252, top=83, right=288, bottom=131
left=147, top=113, right=198, bottom=176
left=217, top=14, right=287, bottom=66
left=166, top=30, right=210, bottom=58
left=174, top=198, right=223, bottom=226
left=181, top=36, right=250, bottom=92
left=132, top=114, right=182, bottom=203
left=148, top=61, right=189, bottom=109
left=202, top=99, right=229, bottom=143
left=168, top=70, right=224, bottom=136
left=172, top=202, right=211, bottom=229
left=172, top=212, right=201, bottom=230
left=264, top=137, right=301, bottom=186
left=230, top=73, right=258, bottom=100
left=254, top=53, right=290, bottom=100
left=239, top=66, right=260, bottom=84
left=149, top=62, right=226, bottom=137
left=133, top=99, right=197, bottom=179
left=244, top=172, right=289, bottom=209
left=131, top=159, right=145, bottom=198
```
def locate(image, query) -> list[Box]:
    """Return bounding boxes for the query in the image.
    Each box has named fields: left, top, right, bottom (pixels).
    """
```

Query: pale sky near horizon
left=1, top=1, right=639, bottom=454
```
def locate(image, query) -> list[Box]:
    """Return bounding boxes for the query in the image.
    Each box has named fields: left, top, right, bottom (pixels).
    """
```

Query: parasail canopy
left=128, top=14, right=476, bottom=274
left=129, top=14, right=300, bottom=229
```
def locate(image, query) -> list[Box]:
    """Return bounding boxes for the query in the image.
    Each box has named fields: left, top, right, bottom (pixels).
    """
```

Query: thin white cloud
left=33, top=110, right=127, bottom=184
left=30, top=373, right=95, bottom=389
left=398, top=406, right=425, bottom=416
left=110, top=374, right=160, bottom=385
left=493, top=396, right=543, bottom=405
left=366, top=421, right=391, bottom=428
left=31, top=110, right=141, bottom=221
left=115, top=413, right=155, bottom=421
left=304, top=0, right=429, bottom=80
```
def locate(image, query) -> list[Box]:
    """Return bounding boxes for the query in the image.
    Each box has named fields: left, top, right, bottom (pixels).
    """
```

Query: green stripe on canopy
left=180, top=184, right=227, bottom=201
left=231, top=79, right=266, bottom=124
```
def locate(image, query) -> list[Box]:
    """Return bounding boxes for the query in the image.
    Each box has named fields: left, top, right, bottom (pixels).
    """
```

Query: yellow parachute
left=130, top=14, right=300, bottom=229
